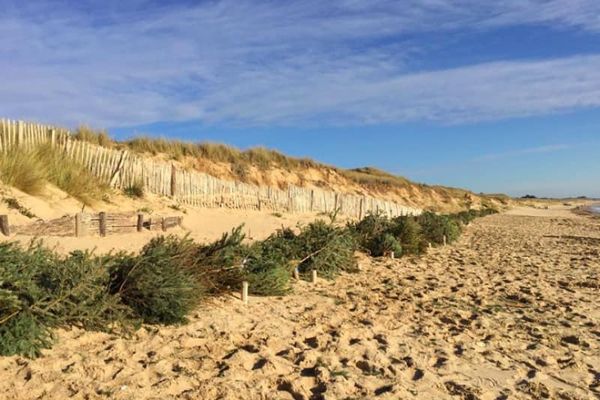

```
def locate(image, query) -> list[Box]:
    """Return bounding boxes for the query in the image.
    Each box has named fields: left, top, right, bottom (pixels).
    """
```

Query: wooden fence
left=3, top=211, right=182, bottom=237
left=0, top=119, right=422, bottom=218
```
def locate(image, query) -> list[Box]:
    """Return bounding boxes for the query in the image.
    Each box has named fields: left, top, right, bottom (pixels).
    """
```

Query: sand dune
left=0, top=209, right=598, bottom=399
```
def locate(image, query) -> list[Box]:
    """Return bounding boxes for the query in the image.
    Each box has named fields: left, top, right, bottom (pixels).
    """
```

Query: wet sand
left=0, top=209, right=598, bottom=399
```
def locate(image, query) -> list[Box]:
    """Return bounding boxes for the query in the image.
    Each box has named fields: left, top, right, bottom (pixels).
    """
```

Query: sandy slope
left=0, top=209, right=599, bottom=399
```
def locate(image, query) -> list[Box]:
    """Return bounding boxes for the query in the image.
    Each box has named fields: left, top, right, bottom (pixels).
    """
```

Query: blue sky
left=2, top=0, right=600, bottom=197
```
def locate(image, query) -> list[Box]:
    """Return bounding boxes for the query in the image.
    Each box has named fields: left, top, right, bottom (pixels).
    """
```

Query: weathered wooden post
left=310, top=190, right=315, bottom=212
left=443, top=235, right=447, bottom=246
left=293, top=268, right=300, bottom=280
left=0, top=215, right=10, bottom=236
left=312, top=270, right=318, bottom=284
left=170, top=164, right=177, bottom=198
left=99, top=212, right=107, bottom=237
left=390, top=251, right=395, bottom=260
left=241, top=281, right=249, bottom=305
left=136, top=213, right=144, bottom=232
left=359, top=197, right=364, bottom=220
left=161, top=217, right=167, bottom=232
left=75, top=213, right=85, bottom=237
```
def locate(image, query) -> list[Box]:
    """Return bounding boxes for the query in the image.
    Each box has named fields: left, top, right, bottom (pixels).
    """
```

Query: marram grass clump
left=0, top=145, right=107, bottom=205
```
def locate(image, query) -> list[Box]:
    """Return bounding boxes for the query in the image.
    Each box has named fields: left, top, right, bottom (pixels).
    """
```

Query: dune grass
left=0, top=145, right=106, bottom=205
left=68, top=125, right=481, bottom=203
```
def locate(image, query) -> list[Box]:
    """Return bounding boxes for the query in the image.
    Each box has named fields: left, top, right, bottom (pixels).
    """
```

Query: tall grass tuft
left=39, top=145, right=107, bottom=205
left=0, top=150, right=47, bottom=195
left=73, top=125, right=113, bottom=147
left=0, top=145, right=106, bottom=205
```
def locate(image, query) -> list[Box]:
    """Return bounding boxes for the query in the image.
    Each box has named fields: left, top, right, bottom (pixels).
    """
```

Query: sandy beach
left=0, top=206, right=597, bottom=399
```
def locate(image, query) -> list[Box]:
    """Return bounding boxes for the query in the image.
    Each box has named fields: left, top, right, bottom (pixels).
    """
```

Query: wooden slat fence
left=9, top=211, right=182, bottom=237
left=0, top=119, right=422, bottom=218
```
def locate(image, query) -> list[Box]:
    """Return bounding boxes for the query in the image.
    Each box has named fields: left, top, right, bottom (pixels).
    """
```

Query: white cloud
left=1, top=0, right=600, bottom=127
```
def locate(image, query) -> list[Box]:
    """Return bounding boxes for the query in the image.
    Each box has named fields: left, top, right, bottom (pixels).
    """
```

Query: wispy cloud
left=474, top=144, right=572, bottom=161
left=1, top=1, right=600, bottom=127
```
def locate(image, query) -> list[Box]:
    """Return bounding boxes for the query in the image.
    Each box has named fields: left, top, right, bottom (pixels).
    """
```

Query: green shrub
left=107, top=236, right=201, bottom=325
left=243, top=241, right=292, bottom=296
left=389, top=216, right=426, bottom=255
left=347, top=213, right=392, bottom=257
left=295, top=221, right=358, bottom=280
left=0, top=242, right=128, bottom=358
left=124, top=181, right=145, bottom=198
left=370, top=233, right=403, bottom=258
left=417, top=212, right=462, bottom=245
left=193, top=226, right=248, bottom=293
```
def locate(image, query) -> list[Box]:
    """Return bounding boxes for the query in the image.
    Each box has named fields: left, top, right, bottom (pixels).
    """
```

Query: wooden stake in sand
left=99, top=212, right=107, bottom=237
left=241, top=281, right=249, bottom=305
left=428, top=242, right=432, bottom=250
left=0, top=215, right=10, bottom=236
left=312, top=270, right=318, bottom=284
left=390, top=251, right=395, bottom=260
left=293, top=268, right=300, bottom=280
left=75, top=213, right=83, bottom=237
left=443, top=235, right=447, bottom=246
left=137, top=213, right=144, bottom=232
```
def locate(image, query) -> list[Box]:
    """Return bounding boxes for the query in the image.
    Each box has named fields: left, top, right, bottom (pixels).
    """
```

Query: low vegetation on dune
left=0, top=208, right=497, bottom=358
left=70, top=126, right=475, bottom=199
left=0, top=145, right=106, bottom=205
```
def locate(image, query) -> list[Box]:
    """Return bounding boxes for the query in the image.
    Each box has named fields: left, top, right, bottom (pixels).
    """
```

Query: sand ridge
left=0, top=210, right=598, bottom=399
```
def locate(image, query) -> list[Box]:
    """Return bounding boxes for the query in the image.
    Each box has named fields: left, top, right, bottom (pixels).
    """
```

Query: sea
left=590, top=204, right=600, bottom=214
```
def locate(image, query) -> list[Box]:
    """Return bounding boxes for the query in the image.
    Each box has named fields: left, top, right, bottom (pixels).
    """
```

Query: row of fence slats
left=0, top=118, right=422, bottom=217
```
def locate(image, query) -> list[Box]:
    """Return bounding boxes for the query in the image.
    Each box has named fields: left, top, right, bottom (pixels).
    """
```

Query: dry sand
left=0, top=208, right=599, bottom=399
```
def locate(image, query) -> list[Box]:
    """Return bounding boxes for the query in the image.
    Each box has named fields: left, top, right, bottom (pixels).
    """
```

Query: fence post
left=312, top=270, right=318, bottom=284
left=75, top=213, right=85, bottom=237
left=170, top=164, right=177, bottom=197
left=137, top=213, right=144, bottom=232
left=161, top=217, right=167, bottom=232
left=17, top=121, right=23, bottom=147
left=310, top=190, right=315, bottom=212
left=50, top=129, right=56, bottom=147
left=359, top=197, right=364, bottom=220
left=0, top=215, right=10, bottom=236
left=99, top=212, right=107, bottom=237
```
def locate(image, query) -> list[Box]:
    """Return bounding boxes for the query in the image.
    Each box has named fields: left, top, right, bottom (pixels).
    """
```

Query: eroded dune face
left=0, top=211, right=598, bottom=400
